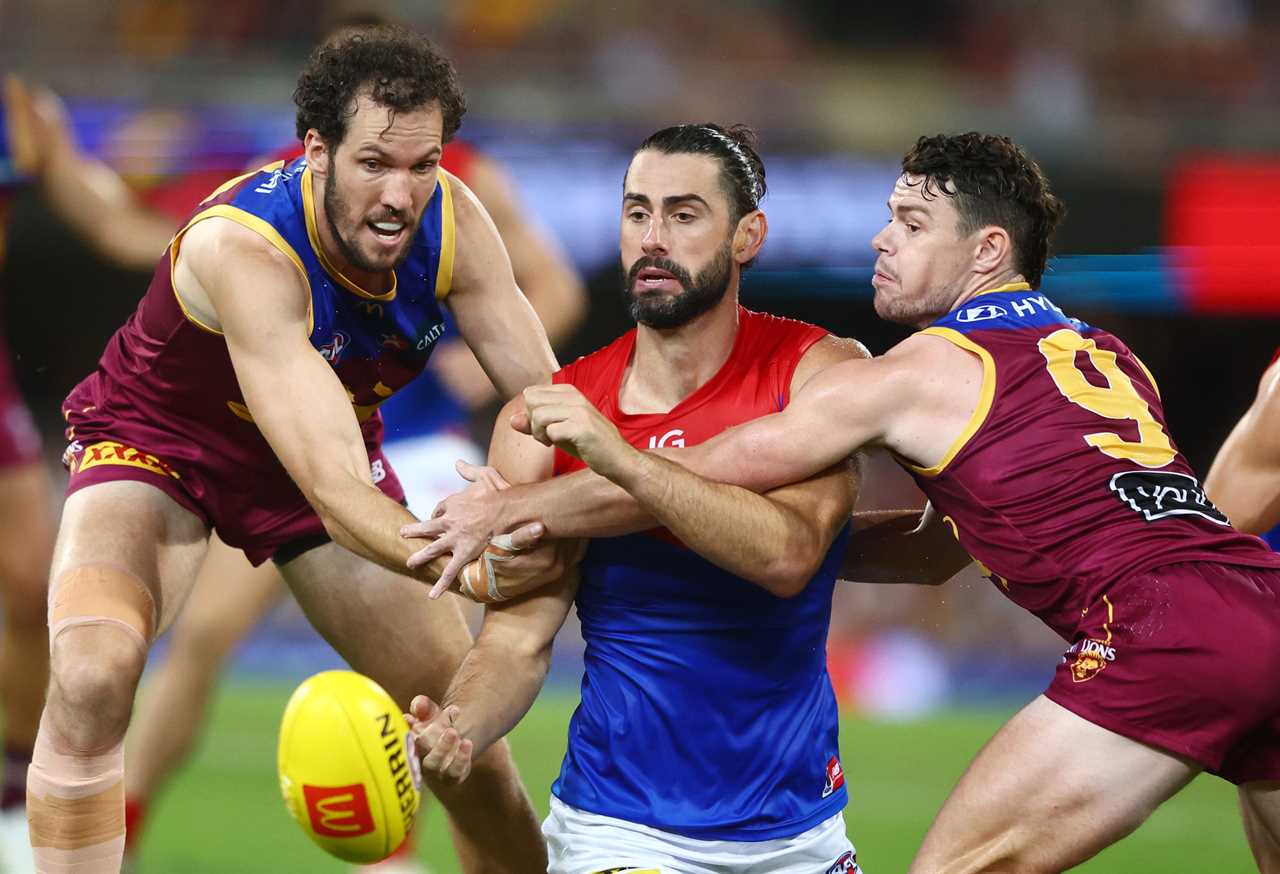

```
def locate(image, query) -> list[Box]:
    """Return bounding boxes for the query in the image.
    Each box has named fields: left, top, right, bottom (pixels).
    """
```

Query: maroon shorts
left=62, top=397, right=405, bottom=566
left=1046, top=560, right=1280, bottom=783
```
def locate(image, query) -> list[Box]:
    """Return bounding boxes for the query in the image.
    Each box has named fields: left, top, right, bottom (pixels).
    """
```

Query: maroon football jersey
left=907, top=282, right=1280, bottom=639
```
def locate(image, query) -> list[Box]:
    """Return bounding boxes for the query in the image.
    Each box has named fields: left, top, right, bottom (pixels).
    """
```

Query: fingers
left=457, top=460, right=510, bottom=491
left=409, top=694, right=440, bottom=722
left=502, top=521, right=546, bottom=551
left=510, top=409, right=531, bottom=434
left=400, top=517, right=447, bottom=540
left=428, top=552, right=470, bottom=600
left=406, top=536, right=453, bottom=569
left=417, top=705, right=471, bottom=783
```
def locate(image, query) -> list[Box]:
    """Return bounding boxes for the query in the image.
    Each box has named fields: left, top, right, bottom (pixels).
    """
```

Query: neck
left=310, top=174, right=393, bottom=295
left=619, top=290, right=741, bottom=414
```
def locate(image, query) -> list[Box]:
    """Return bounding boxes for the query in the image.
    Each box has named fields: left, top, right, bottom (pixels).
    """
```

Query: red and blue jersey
left=907, top=282, right=1280, bottom=639
left=550, top=308, right=852, bottom=841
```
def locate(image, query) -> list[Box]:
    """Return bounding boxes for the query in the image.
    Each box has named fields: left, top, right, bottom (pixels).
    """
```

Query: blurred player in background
left=29, top=28, right=567, bottom=874
left=409, top=123, right=872, bottom=874
left=120, top=70, right=586, bottom=874
left=517, top=133, right=1280, bottom=872
left=1205, top=351, right=1280, bottom=543
left=0, top=75, right=180, bottom=872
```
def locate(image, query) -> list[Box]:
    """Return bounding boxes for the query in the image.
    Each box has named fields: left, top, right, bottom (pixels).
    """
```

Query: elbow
left=763, top=554, right=823, bottom=599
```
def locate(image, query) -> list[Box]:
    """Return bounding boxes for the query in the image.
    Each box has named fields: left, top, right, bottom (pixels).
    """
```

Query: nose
left=381, top=170, right=413, bottom=215
left=871, top=225, right=890, bottom=254
left=641, top=217, right=668, bottom=257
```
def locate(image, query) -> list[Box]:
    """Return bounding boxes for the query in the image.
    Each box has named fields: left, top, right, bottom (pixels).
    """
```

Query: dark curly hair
left=293, top=25, right=466, bottom=148
left=902, top=133, right=1064, bottom=288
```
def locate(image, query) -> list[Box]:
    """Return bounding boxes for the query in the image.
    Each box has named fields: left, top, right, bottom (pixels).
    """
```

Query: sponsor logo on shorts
left=1109, top=470, right=1228, bottom=525
left=825, top=850, right=860, bottom=874
left=74, top=441, right=181, bottom=480
left=1065, top=637, right=1116, bottom=683
left=302, top=783, right=375, bottom=837
left=62, top=440, right=84, bottom=472
left=956, top=303, right=1007, bottom=323
left=370, top=459, right=386, bottom=485
left=822, top=755, right=845, bottom=799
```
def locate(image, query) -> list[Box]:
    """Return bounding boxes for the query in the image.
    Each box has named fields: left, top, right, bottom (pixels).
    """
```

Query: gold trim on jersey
left=169, top=204, right=314, bottom=336
left=1131, top=353, right=1162, bottom=400
left=971, top=281, right=1032, bottom=298
left=906, top=327, right=996, bottom=477
left=301, top=166, right=398, bottom=301
left=199, top=161, right=286, bottom=207
left=435, top=170, right=456, bottom=300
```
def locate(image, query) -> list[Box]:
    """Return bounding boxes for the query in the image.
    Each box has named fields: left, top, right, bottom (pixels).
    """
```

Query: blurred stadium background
left=3, top=0, right=1278, bottom=870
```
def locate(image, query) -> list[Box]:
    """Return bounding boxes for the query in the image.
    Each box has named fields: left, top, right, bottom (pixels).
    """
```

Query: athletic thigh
left=167, top=531, right=285, bottom=654
left=910, top=695, right=1199, bottom=874
left=0, top=460, right=56, bottom=615
left=279, top=541, right=474, bottom=707
left=52, top=480, right=209, bottom=634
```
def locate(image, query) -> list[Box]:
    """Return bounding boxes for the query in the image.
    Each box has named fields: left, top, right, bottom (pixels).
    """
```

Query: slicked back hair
left=636, top=124, right=767, bottom=269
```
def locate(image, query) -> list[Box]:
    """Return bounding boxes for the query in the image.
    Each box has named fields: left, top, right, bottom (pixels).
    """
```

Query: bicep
left=190, top=221, right=371, bottom=494
left=487, top=396, right=556, bottom=486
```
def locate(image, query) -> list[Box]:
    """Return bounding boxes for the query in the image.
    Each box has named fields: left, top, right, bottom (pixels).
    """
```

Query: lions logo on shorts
left=1066, top=637, right=1117, bottom=683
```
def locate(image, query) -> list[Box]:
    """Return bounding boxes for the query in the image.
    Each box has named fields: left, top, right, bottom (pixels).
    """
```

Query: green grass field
left=133, top=680, right=1254, bottom=872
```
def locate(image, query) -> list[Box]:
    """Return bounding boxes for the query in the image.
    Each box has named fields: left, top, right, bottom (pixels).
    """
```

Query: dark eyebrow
left=356, top=144, right=442, bottom=164
left=623, top=192, right=711, bottom=210
left=888, top=200, right=931, bottom=217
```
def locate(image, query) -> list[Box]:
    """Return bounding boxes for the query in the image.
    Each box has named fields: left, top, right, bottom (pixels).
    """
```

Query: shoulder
left=179, top=213, right=300, bottom=279
left=791, top=334, right=871, bottom=393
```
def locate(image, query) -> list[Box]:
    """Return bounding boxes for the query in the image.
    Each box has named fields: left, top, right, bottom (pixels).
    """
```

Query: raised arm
left=443, top=171, right=558, bottom=398
left=13, top=77, right=176, bottom=270
left=1205, top=356, right=1280, bottom=534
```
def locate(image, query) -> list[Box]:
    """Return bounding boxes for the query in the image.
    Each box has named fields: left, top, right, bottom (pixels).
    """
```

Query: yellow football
left=277, top=670, right=422, bottom=863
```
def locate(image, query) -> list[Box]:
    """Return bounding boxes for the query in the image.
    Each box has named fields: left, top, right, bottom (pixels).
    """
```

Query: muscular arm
left=843, top=503, right=972, bottom=585
left=443, top=171, right=558, bottom=399
left=1205, top=357, right=1280, bottom=534
left=436, top=398, right=576, bottom=757
left=183, top=218, right=442, bottom=580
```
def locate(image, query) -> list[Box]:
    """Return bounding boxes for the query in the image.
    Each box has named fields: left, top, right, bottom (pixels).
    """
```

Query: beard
left=323, top=157, right=417, bottom=273
left=622, top=243, right=734, bottom=330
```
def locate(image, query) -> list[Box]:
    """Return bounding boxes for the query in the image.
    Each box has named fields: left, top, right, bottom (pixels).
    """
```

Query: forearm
left=312, top=475, right=447, bottom=582
left=441, top=642, right=550, bottom=757
left=841, top=509, right=972, bottom=585
left=41, top=147, right=174, bottom=270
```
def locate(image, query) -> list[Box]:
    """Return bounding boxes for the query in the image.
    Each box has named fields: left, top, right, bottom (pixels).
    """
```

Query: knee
left=48, top=626, right=147, bottom=751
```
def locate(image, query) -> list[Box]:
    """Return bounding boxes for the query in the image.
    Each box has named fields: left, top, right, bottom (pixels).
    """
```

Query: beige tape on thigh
left=47, top=564, right=157, bottom=653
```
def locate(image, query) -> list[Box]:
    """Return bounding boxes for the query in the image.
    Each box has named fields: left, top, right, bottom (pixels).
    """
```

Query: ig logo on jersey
left=956, top=304, right=1007, bottom=323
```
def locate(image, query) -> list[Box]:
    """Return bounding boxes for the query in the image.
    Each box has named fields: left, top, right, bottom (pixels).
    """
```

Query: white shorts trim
left=542, top=796, right=860, bottom=874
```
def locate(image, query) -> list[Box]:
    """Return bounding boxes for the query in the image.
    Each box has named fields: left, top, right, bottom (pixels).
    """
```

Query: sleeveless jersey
left=67, top=156, right=454, bottom=481
left=908, top=282, right=1280, bottom=639
left=550, top=307, right=853, bottom=841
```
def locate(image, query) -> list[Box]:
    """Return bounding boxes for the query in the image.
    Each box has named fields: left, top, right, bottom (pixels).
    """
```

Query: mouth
left=872, top=268, right=895, bottom=286
left=366, top=218, right=408, bottom=249
left=633, top=266, right=681, bottom=293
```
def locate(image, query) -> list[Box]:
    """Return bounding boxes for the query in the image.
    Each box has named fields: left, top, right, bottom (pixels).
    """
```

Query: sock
left=123, top=797, right=147, bottom=855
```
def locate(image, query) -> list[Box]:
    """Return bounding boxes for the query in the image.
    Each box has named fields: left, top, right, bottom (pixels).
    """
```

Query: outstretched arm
left=843, top=503, right=972, bottom=585
left=408, top=391, right=577, bottom=783
left=1205, top=356, right=1280, bottom=534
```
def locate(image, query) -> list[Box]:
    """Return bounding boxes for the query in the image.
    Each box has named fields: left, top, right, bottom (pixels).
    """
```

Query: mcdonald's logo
left=302, top=783, right=375, bottom=837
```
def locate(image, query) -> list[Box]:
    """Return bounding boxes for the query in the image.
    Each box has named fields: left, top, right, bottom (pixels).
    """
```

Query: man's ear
left=972, top=225, right=1013, bottom=277
left=732, top=210, right=768, bottom=265
left=303, top=130, right=329, bottom=177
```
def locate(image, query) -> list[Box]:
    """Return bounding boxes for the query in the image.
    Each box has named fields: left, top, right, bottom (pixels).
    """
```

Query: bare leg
left=910, top=695, right=1199, bottom=873
left=0, top=463, right=56, bottom=763
left=281, top=542, right=545, bottom=874
left=28, top=482, right=207, bottom=874
left=1240, top=781, right=1280, bottom=873
left=124, top=533, right=282, bottom=835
